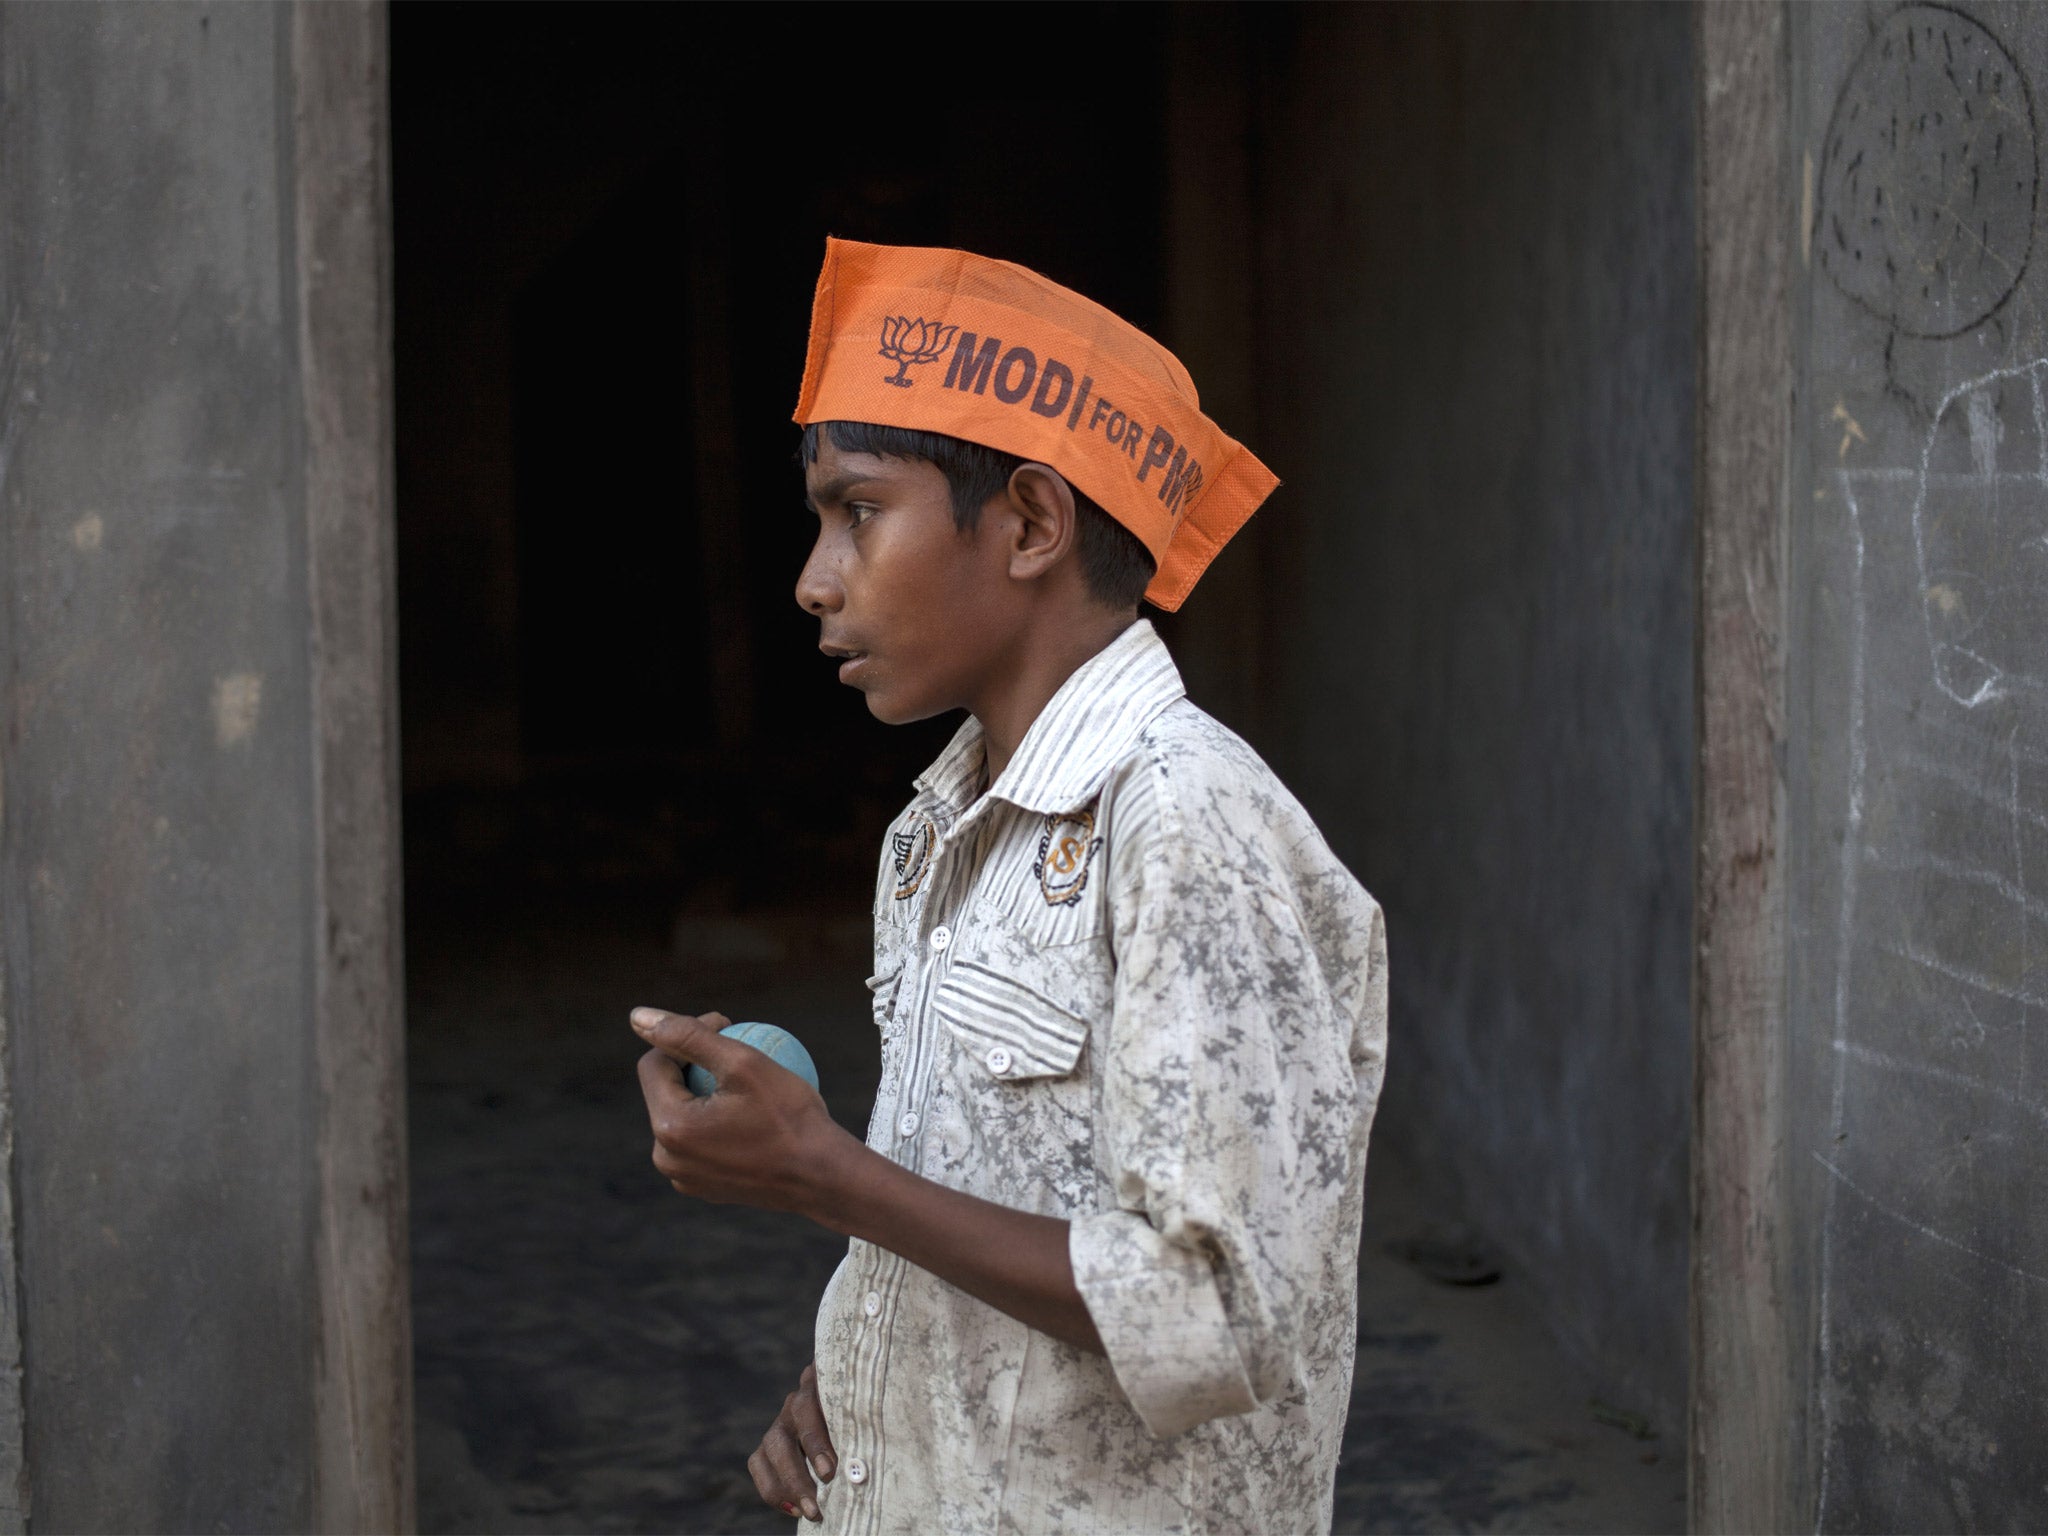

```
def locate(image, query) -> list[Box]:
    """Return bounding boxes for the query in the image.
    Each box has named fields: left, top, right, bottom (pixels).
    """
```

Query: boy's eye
left=846, top=502, right=879, bottom=529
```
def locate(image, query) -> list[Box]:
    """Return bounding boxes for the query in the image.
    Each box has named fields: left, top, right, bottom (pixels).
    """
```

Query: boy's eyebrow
left=804, top=471, right=874, bottom=511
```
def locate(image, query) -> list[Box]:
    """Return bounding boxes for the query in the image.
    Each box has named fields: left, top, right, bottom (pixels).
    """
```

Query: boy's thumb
left=630, top=1007, right=737, bottom=1069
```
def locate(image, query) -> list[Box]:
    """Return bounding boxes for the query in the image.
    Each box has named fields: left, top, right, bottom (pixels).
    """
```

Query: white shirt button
left=846, top=1457, right=869, bottom=1486
left=985, top=1046, right=1013, bottom=1076
left=930, top=925, right=952, bottom=952
left=863, top=1290, right=881, bottom=1317
left=897, top=1111, right=920, bottom=1137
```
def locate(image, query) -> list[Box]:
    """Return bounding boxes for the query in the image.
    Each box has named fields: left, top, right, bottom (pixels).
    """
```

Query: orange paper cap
left=793, top=238, right=1277, bottom=611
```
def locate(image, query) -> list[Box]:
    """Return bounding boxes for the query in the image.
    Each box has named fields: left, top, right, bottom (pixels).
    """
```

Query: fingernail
left=800, top=1497, right=820, bottom=1521
left=631, top=1007, right=661, bottom=1031
left=812, top=1453, right=833, bottom=1479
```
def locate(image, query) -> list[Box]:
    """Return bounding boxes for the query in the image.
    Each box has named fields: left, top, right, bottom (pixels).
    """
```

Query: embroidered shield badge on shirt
left=1037, top=809, right=1101, bottom=906
left=892, top=812, right=937, bottom=901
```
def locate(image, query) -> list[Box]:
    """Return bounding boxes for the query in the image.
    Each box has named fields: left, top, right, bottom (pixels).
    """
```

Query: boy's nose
left=794, top=544, right=841, bottom=616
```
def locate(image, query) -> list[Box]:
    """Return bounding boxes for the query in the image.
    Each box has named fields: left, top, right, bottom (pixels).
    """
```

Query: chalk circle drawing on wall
left=1817, top=3, right=2038, bottom=339
left=1913, top=360, right=2048, bottom=707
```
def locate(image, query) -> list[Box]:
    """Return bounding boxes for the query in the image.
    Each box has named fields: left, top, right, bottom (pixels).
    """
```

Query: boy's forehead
left=803, top=441, right=941, bottom=501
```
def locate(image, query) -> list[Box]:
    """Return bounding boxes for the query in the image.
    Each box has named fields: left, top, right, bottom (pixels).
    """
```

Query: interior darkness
left=395, top=4, right=1165, bottom=907
left=392, top=7, right=1168, bottom=1528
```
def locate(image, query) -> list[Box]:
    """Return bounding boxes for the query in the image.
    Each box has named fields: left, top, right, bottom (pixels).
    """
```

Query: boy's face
left=796, top=438, right=1023, bottom=724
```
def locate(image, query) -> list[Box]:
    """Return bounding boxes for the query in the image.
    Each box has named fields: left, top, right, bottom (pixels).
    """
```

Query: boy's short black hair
left=800, top=420, right=1155, bottom=610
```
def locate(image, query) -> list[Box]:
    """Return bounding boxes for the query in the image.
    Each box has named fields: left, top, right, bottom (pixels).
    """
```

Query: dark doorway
left=393, top=8, right=1170, bottom=1531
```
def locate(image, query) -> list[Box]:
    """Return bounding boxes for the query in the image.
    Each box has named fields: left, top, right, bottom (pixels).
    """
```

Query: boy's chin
left=863, top=692, right=920, bottom=726
left=860, top=683, right=947, bottom=727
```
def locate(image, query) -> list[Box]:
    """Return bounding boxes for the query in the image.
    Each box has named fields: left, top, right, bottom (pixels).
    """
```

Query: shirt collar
left=913, top=618, right=1186, bottom=819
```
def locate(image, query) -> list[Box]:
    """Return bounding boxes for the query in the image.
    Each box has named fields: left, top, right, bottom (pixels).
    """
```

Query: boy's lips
left=820, top=640, right=869, bottom=683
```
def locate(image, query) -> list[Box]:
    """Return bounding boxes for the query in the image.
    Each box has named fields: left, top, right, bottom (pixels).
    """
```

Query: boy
left=632, top=240, right=1386, bottom=1534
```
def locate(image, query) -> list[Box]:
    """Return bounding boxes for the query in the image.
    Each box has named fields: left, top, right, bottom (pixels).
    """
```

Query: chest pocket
left=931, top=900, right=1109, bottom=1082
left=932, top=956, right=1089, bottom=1080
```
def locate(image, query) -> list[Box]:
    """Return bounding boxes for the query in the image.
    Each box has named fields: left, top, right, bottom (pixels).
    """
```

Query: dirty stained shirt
left=811, top=618, right=1387, bottom=1536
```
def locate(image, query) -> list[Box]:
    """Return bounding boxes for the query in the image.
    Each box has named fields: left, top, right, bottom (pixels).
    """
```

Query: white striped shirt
left=813, top=618, right=1387, bottom=1535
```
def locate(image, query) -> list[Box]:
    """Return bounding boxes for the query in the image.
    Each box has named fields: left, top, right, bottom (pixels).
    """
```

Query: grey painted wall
left=0, top=4, right=408, bottom=1529
left=1170, top=4, right=1699, bottom=1429
left=1790, top=2, right=2048, bottom=1526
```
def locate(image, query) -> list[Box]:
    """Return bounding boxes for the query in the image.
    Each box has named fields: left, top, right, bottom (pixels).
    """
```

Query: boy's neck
left=971, top=610, right=1140, bottom=787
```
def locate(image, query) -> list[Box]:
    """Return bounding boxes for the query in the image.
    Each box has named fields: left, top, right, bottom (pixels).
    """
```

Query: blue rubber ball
left=684, top=1021, right=821, bottom=1098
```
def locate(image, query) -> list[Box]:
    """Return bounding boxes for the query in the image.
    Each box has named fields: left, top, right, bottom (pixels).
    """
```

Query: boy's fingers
left=629, top=1007, right=741, bottom=1072
left=651, top=1136, right=689, bottom=1183
left=790, top=1384, right=835, bottom=1480
left=746, top=1447, right=794, bottom=1510
left=636, top=1047, right=691, bottom=1114
left=757, top=1423, right=817, bottom=1516
left=747, top=1440, right=808, bottom=1511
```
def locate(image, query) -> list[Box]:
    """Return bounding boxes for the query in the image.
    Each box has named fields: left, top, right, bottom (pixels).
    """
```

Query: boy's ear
left=1003, top=462, right=1078, bottom=582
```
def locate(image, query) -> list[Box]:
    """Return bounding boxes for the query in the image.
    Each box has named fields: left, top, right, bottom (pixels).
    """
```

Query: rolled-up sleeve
left=1069, top=825, right=1375, bottom=1440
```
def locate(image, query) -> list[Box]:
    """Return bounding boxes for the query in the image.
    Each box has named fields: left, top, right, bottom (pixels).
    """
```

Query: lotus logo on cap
left=877, top=315, right=958, bottom=389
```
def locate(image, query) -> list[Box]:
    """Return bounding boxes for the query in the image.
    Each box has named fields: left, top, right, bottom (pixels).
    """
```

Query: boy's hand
left=631, top=1006, right=852, bottom=1216
left=748, top=1361, right=836, bottom=1522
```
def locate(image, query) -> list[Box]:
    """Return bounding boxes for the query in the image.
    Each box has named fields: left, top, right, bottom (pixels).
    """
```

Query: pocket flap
left=933, top=958, right=1089, bottom=1080
left=865, top=967, right=904, bottom=1031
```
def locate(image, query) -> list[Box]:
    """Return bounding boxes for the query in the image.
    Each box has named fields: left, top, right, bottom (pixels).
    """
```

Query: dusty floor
left=409, top=887, right=1683, bottom=1534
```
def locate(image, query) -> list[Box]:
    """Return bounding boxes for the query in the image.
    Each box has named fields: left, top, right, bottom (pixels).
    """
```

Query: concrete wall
left=1168, top=3, right=1698, bottom=1429
left=1783, top=2, right=2048, bottom=1526
left=0, top=4, right=408, bottom=1529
